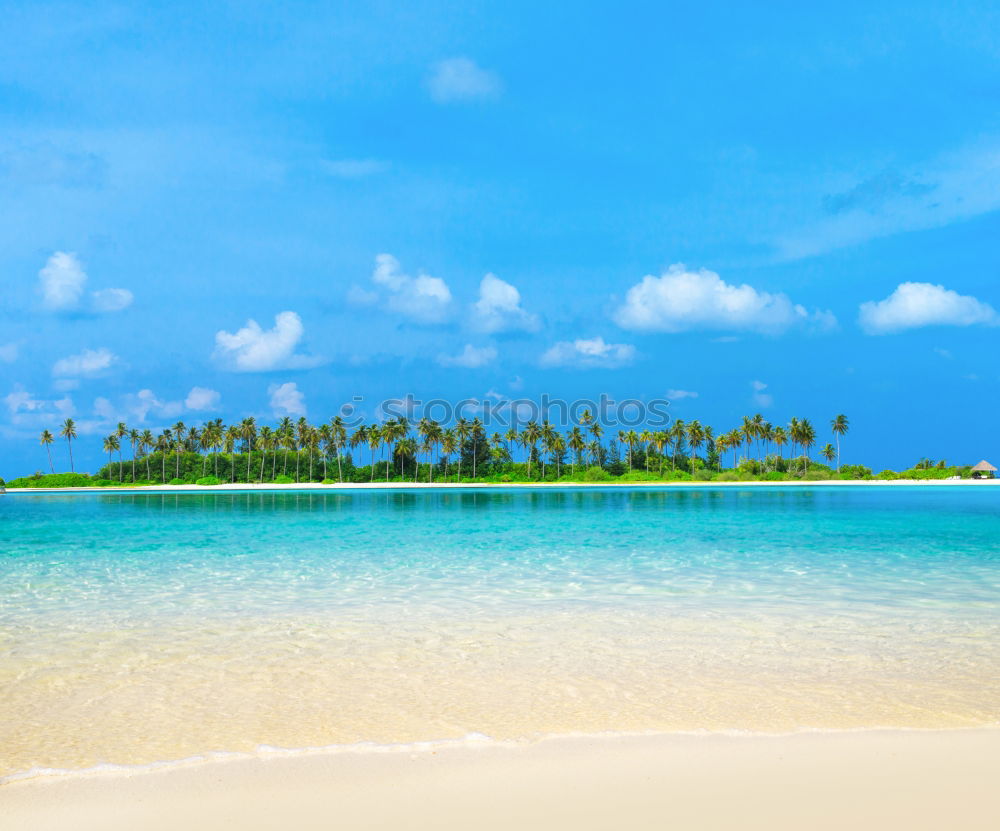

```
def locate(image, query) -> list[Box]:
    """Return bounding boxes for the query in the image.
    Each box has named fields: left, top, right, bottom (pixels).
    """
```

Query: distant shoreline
left=6, top=479, right=1000, bottom=494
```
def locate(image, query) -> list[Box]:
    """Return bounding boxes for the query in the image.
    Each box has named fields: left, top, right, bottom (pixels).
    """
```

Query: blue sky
left=3, top=0, right=1000, bottom=476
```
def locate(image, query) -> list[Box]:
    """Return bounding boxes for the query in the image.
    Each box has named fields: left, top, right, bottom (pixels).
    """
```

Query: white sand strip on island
left=2, top=730, right=998, bottom=831
left=6, top=478, right=1000, bottom=493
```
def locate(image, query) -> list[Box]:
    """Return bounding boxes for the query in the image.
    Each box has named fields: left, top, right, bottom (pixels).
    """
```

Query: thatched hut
left=970, top=460, right=997, bottom=479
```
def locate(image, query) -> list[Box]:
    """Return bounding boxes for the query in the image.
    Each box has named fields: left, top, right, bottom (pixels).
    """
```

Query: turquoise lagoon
left=1, top=486, right=999, bottom=778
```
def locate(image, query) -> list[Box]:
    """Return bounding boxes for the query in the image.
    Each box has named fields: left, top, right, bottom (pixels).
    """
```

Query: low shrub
left=715, top=471, right=740, bottom=482
left=168, top=477, right=186, bottom=485
left=692, top=469, right=715, bottom=481
left=876, top=470, right=898, bottom=480
left=321, top=478, right=336, bottom=484
left=839, top=464, right=872, bottom=479
left=195, top=476, right=222, bottom=486
left=92, top=478, right=115, bottom=487
left=803, top=470, right=832, bottom=481
left=274, top=474, right=295, bottom=484
left=6, top=472, right=93, bottom=488
left=583, top=466, right=612, bottom=482
left=762, top=471, right=787, bottom=481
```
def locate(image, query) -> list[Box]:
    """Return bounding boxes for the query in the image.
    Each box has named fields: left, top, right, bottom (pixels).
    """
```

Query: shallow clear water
left=2, top=486, right=999, bottom=778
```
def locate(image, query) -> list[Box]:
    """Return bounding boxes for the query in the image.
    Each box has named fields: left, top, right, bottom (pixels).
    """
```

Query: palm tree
left=773, top=426, right=787, bottom=465
left=317, top=424, right=331, bottom=481
left=441, top=429, right=457, bottom=479
left=568, top=427, right=585, bottom=474
left=115, top=422, right=128, bottom=475
left=366, top=423, right=381, bottom=482
left=639, top=429, right=652, bottom=473
left=821, top=443, right=836, bottom=466
left=652, top=430, right=668, bottom=476
left=140, top=429, right=155, bottom=480
left=587, top=416, right=603, bottom=465
left=797, top=418, right=816, bottom=474
left=156, top=430, right=171, bottom=482
left=471, top=418, right=484, bottom=478
left=258, top=426, right=274, bottom=483
left=103, top=434, right=120, bottom=478
left=540, top=421, right=556, bottom=478
left=172, top=421, right=186, bottom=478
left=669, top=419, right=685, bottom=471
left=224, top=425, right=240, bottom=482
left=40, top=429, right=55, bottom=473
left=522, top=421, right=541, bottom=478
left=420, top=419, right=442, bottom=483
left=128, top=428, right=140, bottom=482
left=59, top=418, right=77, bottom=472
left=831, top=414, right=849, bottom=473
left=241, top=417, right=257, bottom=482
left=455, top=419, right=471, bottom=479
left=330, top=416, right=346, bottom=482
left=277, top=416, right=293, bottom=475
left=686, top=420, right=704, bottom=472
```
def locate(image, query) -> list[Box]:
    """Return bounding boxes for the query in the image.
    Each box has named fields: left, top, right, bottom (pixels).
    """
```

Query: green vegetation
left=2, top=410, right=985, bottom=487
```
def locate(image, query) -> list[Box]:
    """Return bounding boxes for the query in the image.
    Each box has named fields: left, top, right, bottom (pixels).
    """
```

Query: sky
left=2, top=0, right=1000, bottom=477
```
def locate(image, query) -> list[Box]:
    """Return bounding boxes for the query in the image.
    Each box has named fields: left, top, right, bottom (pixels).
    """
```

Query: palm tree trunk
left=67, top=438, right=74, bottom=472
left=46, top=446, right=54, bottom=474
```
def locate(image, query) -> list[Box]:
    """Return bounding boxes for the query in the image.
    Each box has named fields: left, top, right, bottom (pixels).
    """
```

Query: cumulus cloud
left=321, top=159, right=389, bottom=178
left=437, top=344, right=498, bottom=368
left=355, top=254, right=453, bottom=323
left=666, top=389, right=698, bottom=400
left=39, top=251, right=86, bottom=310
left=427, top=57, right=502, bottom=103
left=185, top=386, right=221, bottom=411
left=469, top=273, right=539, bottom=333
left=0, top=343, right=18, bottom=363
left=751, top=380, right=773, bottom=408
left=214, top=311, right=320, bottom=372
left=90, top=287, right=134, bottom=313
left=37, top=252, right=133, bottom=314
left=858, top=282, right=999, bottom=334
left=540, top=337, right=636, bottom=369
left=3, top=385, right=75, bottom=431
left=269, top=382, right=307, bottom=417
left=613, top=264, right=836, bottom=334
left=52, top=347, right=117, bottom=378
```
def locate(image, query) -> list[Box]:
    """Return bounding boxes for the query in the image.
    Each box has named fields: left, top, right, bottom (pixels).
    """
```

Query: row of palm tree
left=42, top=412, right=850, bottom=483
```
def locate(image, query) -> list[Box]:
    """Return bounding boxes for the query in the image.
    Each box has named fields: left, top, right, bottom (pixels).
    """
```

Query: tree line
left=36, top=411, right=851, bottom=484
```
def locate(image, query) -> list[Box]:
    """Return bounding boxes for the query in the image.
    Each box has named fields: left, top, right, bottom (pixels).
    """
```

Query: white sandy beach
left=2, top=730, right=998, bottom=831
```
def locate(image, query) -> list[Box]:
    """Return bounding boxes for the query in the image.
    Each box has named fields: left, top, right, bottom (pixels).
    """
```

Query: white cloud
left=540, top=336, right=636, bottom=369
left=91, top=287, right=134, bottom=313
left=3, top=385, right=75, bottom=431
left=37, top=251, right=133, bottom=314
left=185, top=386, right=221, bottom=411
left=427, top=57, right=502, bottom=103
left=666, top=389, right=698, bottom=400
left=437, top=344, right=498, bottom=368
left=365, top=254, right=452, bottom=323
left=858, top=282, right=999, bottom=334
left=52, top=347, right=117, bottom=378
left=778, top=142, right=1000, bottom=260
left=321, top=159, right=389, bottom=178
left=0, top=343, right=18, bottom=363
left=213, top=311, right=320, bottom=372
left=39, top=251, right=86, bottom=310
left=469, top=273, right=539, bottom=333
left=614, top=264, right=836, bottom=334
left=269, top=382, right=307, bottom=417
left=751, top=380, right=773, bottom=408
